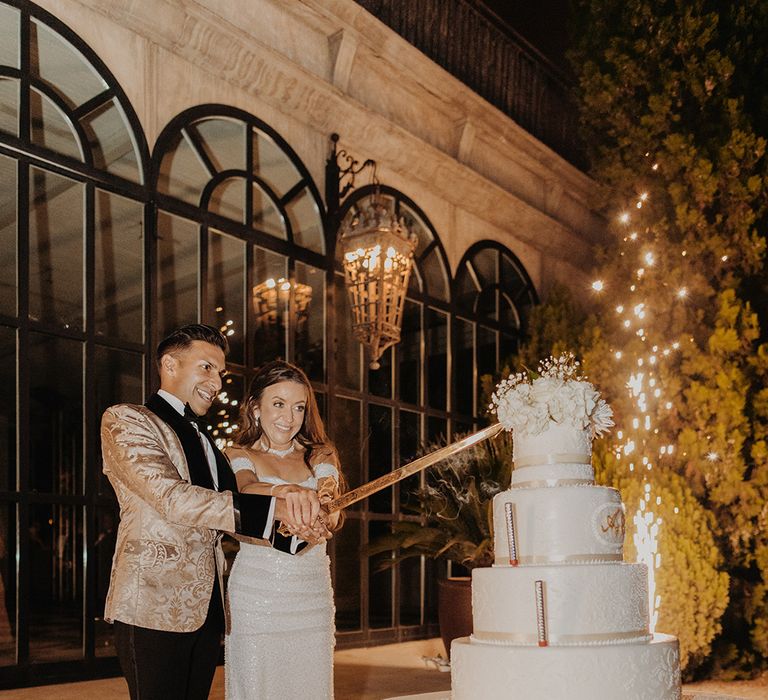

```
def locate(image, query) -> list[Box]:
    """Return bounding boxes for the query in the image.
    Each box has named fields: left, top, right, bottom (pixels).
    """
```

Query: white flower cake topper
left=490, top=353, right=614, bottom=438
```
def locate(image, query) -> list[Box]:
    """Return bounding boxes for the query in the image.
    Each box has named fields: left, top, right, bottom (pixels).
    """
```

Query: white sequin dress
left=225, top=460, right=337, bottom=700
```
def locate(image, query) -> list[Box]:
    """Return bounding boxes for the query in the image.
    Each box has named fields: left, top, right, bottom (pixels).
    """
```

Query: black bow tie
left=184, top=404, right=207, bottom=431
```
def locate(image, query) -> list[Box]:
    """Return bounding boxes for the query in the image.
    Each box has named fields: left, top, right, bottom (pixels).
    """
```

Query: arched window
left=152, top=106, right=327, bottom=447
left=0, top=0, right=149, bottom=671
left=453, top=241, right=538, bottom=416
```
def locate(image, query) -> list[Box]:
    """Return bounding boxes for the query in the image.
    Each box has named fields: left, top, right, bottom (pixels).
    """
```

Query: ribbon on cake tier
left=471, top=629, right=652, bottom=645
left=511, top=477, right=594, bottom=489
left=494, top=553, right=623, bottom=566
left=513, top=452, right=591, bottom=468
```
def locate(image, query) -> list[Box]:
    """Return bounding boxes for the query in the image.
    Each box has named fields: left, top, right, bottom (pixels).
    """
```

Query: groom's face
left=161, top=340, right=226, bottom=416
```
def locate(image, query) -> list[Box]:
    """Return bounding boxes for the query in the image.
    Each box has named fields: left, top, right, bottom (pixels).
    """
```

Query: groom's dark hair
left=156, top=324, right=228, bottom=369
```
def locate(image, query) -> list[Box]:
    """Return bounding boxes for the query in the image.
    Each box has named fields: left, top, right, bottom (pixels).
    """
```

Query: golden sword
left=277, top=422, right=504, bottom=536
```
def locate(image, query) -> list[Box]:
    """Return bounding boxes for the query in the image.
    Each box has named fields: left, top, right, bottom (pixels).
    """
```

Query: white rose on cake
left=489, top=353, right=614, bottom=437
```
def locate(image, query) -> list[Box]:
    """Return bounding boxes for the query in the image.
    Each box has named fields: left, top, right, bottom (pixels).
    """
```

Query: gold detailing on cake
left=511, top=477, right=594, bottom=489
left=600, top=507, right=626, bottom=539
left=535, top=580, right=548, bottom=647
left=494, top=553, right=623, bottom=566
left=471, top=629, right=652, bottom=645
left=504, top=502, right=519, bottom=566
left=513, top=452, right=591, bottom=468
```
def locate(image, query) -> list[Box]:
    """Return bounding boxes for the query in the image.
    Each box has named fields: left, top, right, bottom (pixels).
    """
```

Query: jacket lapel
left=145, top=394, right=214, bottom=490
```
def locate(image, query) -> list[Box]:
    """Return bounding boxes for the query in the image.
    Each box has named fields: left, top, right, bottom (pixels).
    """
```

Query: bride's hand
left=272, top=484, right=321, bottom=536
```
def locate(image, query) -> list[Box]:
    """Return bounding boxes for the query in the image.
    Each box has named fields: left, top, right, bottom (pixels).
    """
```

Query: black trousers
left=114, top=577, right=225, bottom=700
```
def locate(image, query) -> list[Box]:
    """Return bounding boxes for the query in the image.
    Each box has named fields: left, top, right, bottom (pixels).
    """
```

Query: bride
left=224, top=360, right=344, bottom=699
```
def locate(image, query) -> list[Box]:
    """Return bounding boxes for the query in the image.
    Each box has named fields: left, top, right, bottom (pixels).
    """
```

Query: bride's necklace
left=260, top=439, right=295, bottom=458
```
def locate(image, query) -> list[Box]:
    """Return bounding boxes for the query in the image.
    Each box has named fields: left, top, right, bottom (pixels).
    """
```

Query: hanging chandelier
left=339, top=197, right=417, bottom=369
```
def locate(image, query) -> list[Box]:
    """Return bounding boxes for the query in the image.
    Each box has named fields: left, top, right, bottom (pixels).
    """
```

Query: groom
left=101, top=324, right=327, bottom=700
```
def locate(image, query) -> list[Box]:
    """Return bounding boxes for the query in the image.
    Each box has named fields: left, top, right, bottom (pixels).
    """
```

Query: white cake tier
left=513, top=422, right=591, bottom=468
left=472, top=563, right=650, bottom=645
left=451, top=634, right=681, bottom=700
left=492, top=486, right=625, bottom=565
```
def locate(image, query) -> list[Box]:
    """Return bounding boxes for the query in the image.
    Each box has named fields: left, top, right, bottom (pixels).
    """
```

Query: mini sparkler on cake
left=489, top=352, right=614, bottom=439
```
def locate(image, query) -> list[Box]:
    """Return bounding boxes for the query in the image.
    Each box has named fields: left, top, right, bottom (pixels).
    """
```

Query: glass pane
left=454, top=318, right=474, bottom=416
left=368, top=404, right=392, bottom=514
left=0, top=502, right=16, bottom=665
left=368, top=520, right=393, bottom=628
left=0, top=4, right=19, bottom=69
left=285, top=188, right=324, bottom=254
left=31, top=20, right=107, bottom=108
left=209, top=178, right=245, bottom=223
left=94, top=346, right=143, bottom=496
left=206, top=230, right=245, bottom=364
left=94, top=504, right=119, bottom=657
left=294, top=262, right=325, bottom=382
left=194, top=118, right=246, bottom=173
left=421, top=247, right=449, bottom=302
left=252, top=184, right=286, bottom=239
left=398, top=409, right=420, bottom=510
left=29, top=87, right=81, bottom=160
left=331, top=397, right=361, bottom=506
left=333, top=518, right=361, bottom=631
left=398, top=300, right=421, bottom=406
left=252, top=129, right=300, bottom=195
left=499, top=294, right=520, bottom=329
left=455, top=268, right=479, bottom=314
left=0, top=155, right=16, bottom=315
left=210, top=373, right=243, bottom=450
left=157, top=211, right=198, bottom=340
left=251, top=247, right=287, bottom=367
left=473, top=247, right=498, bottom=287
left=368, top=347, right=392, bottom=399
left=426, top=308, right=448, bottom=410
left=477, top=286, right=498, bottom=320
left=0, top=78, right=18, bottom=137
left=28, top=503, right=83, bottom=662
left=427, top=416, right=447, bottom=445
left=157, top=131, right=210, bottom=205
left=399, top=556, right=422, bottom=626
left=29, top=168, right=84, bottom=329
left=333, top=274, right=360, bottom=391
left=477, top=325, right=497, bottom=412
left=29, top=333, right=83, bottom=494
left=82, top=99, right=140, bottom=182
left=95, top=190, right=143, bottom=342
left=0, top=327, right=15, bottom=492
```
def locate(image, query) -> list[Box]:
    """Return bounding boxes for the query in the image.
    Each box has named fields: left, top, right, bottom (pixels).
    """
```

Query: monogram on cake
left=450, top=354, right=682, bottom=700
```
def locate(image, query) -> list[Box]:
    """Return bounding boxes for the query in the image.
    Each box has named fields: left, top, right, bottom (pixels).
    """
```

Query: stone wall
left=40, top=0, right=606, bottom=295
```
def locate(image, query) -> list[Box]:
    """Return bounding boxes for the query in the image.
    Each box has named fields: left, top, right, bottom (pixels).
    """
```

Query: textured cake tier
left=513, top=421, right=591, bottom=468
left=451, top=634, right=681, bottom=700
left=492, top=486, right=625, bottom=565
left=472, top=562, right=650, bottom=645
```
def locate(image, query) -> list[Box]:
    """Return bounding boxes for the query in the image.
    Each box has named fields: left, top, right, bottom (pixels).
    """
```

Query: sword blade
left=327, top=422, right=504, bottom=513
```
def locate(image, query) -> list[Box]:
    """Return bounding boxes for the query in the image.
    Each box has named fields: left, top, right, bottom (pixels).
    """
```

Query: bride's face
left=255, top=380, right=308, bottom=447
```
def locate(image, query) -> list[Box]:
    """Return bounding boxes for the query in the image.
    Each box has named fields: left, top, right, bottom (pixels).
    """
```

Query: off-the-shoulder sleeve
left=230, top=456, right=256, bottom=473
left=314, top=462, right=339, bottom=480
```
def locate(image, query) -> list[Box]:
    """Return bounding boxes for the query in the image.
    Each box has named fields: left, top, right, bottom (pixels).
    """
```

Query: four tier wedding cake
left=450, top=355, right=682, bottom=699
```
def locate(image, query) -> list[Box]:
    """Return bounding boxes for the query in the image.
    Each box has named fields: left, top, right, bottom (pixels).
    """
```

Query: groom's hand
left=272, top=484, right=321, bottom=538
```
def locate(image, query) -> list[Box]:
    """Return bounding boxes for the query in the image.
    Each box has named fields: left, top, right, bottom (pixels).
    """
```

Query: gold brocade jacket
left=101, top=403, right=236, bottom=633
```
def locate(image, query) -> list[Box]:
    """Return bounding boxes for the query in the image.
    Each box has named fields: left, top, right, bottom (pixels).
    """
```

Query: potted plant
left=368, top=427, right=514, bottom=658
